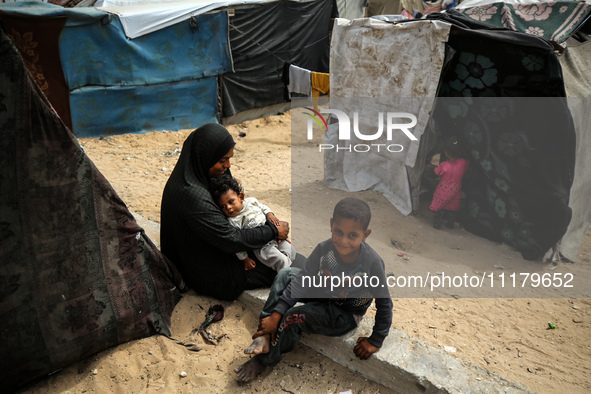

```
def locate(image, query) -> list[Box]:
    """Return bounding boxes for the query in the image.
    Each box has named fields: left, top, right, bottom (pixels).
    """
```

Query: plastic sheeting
left=70, top=77, right=219, bottom=136
left=0, top=2, right=233, bottom=137
left=325, top=18, right=451, bottom=215
left=59, top=11, right=232, bottom=136
left=59, top=14, right=231, bottom=89
left=97, top=0, right=277, bottom=39
left=221, top=0, right=335, bottom=117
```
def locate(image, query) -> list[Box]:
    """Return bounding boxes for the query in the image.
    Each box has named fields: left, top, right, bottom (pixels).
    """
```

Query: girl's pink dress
left=429, top=158, right=469, bottom=212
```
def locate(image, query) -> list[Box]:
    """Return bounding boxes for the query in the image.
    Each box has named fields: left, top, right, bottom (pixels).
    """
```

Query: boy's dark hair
left=332, top=197, right=371, bottom=230
left=444, top=136, right=462, bottom=159
left=209, top=174, right=243, bottom=203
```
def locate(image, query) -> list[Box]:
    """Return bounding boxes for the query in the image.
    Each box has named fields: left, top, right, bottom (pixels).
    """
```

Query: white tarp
left=559, top=41, right=591, bottom=262
left=326, top=18, right=451, bottom=215
left=97, top=0, right=277, bottom=39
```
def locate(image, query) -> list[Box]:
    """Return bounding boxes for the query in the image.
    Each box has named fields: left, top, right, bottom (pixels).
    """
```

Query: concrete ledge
left=131, top=210, right=162, bottom=247
left=239, top=289, right=531, bottom=394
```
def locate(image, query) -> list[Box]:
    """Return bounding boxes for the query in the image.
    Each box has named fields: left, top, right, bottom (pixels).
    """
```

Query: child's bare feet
left=244, top=334, right=270, bottom=355
left=234, top=357, right=266, bottom=382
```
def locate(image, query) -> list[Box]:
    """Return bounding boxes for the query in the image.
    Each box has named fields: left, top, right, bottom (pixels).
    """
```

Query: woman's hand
left=266, top=212, right=281, bottom=226
left=275, top=221, right=290, bottom=241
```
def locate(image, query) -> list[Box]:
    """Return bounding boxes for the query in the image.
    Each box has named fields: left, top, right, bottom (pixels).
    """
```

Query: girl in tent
left=430, top=137, right=469, bottom=230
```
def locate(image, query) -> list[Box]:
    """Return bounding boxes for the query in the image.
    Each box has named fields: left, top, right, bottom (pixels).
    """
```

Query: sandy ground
left=22, top=110, right=591, bottom=393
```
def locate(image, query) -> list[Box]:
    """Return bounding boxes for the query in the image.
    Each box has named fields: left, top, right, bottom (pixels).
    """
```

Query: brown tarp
left=0, top=27, right=182, bottom=392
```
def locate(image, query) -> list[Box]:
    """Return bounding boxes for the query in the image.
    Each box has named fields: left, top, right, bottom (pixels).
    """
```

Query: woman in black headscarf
left=161, top=123, right=289, bottom=301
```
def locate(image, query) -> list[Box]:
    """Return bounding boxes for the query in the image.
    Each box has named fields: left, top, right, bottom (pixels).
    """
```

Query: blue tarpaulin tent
left=0, top=1, right=232, bottom=137
left=0, top=0, right=334, bottom=137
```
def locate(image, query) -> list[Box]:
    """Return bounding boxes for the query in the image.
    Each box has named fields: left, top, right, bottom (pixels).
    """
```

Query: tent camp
left=2, top=0, right=588, bottom=260
left=0, top=0, right=335, bottom=137
left=323, top=6, right=591, bottom=262
left=0, top=0, right=589, bottom=391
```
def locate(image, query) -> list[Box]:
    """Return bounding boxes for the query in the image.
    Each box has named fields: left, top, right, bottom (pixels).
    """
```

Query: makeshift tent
left=450, top=1, right=591, bottom=262
left=325, top=10, right=584, bottom=261
left=0, top=1, right=232, bottom=137
left=0, top=27, right=182, bottom=392
left=0, top=0, right=335, bottom=136
left=94, top=0, right=336, bottom=122
left=220, top=0, right=335, bottom=118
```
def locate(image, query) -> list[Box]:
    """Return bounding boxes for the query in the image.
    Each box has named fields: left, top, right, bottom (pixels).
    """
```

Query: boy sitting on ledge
left=235, top=197, right=393, bottom=382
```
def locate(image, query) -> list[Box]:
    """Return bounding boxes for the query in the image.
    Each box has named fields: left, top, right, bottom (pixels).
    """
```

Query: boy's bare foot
left=244, top=334, right=270, bottom=355
left=234, top=358, right=266, bottom=382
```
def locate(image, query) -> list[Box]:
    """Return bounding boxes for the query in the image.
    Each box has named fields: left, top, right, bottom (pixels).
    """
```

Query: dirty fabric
left=559, top=42, right=591, bottom=262
left=325, top=18, right=451, bottom=215
left=0, top=28, right=182, bottom=392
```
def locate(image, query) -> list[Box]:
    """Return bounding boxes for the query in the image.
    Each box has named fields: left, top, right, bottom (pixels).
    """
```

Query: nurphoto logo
left=304, top=107, right=418, bottom=153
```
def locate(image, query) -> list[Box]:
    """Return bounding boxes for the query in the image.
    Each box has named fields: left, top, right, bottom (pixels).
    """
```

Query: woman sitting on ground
left=160, top=123, right=290, bottom=301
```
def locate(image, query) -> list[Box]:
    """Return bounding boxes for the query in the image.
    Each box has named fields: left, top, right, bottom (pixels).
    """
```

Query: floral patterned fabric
left=427, top=10, right=576, bottom=260
left=457, top=0, right=591, bottom=44
left=0, top=28, right=182, bottom=391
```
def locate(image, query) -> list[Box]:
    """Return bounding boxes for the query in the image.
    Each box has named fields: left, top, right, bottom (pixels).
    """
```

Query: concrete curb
left=131, top=210, right=162, bottom=247
left=131, top=211, right=531, bottom=393
left=239, top=289, right=532, bottom=394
